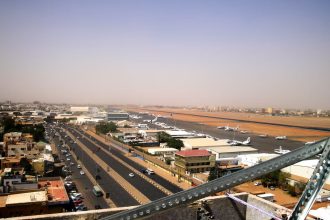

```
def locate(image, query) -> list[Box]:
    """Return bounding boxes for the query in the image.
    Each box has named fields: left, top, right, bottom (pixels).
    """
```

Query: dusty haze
left=0, top=1, right=329, bottom=109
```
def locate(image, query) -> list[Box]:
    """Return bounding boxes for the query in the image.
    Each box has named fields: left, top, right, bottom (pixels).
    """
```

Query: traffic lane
left=54, top=139, right=109, bottom=209
left=71, top=127, right=182, bottom=194
left=62, top=132, right=139, bottom=207
left=53, top=130, right=109, bottom=209
left=66, top=128, right=168, bottom=201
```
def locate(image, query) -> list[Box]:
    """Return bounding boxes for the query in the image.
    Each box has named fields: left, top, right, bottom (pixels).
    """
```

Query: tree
left=278, top=172, right=290, bottom=189
left=167, top=138, right=184, bottom=150
left=208, top=167, right=218, bottom=181
left=20, top=157, right=32, bottom=172
left=95, top=122, right=118, bottom=134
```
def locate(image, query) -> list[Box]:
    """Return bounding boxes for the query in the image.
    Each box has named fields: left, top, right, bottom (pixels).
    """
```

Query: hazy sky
left=1, top=1, right=330, bottom=109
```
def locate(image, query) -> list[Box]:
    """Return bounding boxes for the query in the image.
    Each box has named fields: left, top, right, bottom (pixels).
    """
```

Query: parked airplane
left=228, top=137, right=251, bottom=146
left=275, top=136, right=287, bottom=140
left=258, top=134, right=268, bottom=138
left=225, top=125, right=239, bottom=131
left=274, top=146, right=291, bottom=154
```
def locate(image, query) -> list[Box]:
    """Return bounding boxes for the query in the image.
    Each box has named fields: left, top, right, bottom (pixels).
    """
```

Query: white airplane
left=228, top=137, right=251, bottom=146
left=258, top=134, right=268, bottom=138
left=151, top=117, right=158, bottom=123
left=225, top=125, right=239, bottom=131
left=275, top=136, right=287, bottom=140
left=274, top=146, right=291, bottom=154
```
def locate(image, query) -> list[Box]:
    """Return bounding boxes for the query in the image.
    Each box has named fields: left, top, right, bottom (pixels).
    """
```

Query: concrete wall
left=10, top=193, right=289, bottom=220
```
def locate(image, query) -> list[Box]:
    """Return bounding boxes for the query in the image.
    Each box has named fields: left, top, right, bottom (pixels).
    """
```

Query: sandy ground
left=126, top=107, right=330, bottom=142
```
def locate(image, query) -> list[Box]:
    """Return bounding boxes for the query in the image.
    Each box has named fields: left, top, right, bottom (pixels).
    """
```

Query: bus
left=92, top=185, right=103, bottom=197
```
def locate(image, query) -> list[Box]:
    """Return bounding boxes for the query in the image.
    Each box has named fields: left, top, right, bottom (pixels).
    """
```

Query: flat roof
left=39, top=178, right=69, bottom=204
left=208, top=146, right=258, bottom=154
left=6, top=191, right=47, bottom=206
left=148, top=147, right=178, bottom=152
left=176, top=149, right=211, bottom=157
left=181, top=138, right=231, bottom=148
left=165, top=130, right=194, bottom=137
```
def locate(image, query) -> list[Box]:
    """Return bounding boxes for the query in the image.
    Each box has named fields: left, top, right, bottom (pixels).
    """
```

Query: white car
left=80, top=170, right=85, bottom=175
left=77, top=165, right=81, bottom=169
left=128, top=173, right=135, bottom=178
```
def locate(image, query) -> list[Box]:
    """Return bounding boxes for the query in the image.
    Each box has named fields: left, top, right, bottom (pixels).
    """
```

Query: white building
left=237, top=153, right=279, bottom=167
left=208, top=146, right=258, bottom=161
left=70, top=106, right=90, bottom=113
left=181, top=138, right=231, bottom=150
left=165, top=130, right=195, bottom=139
left=147, top=147, right=178, bottom=158
left=281, top=159, right=330, bottom=190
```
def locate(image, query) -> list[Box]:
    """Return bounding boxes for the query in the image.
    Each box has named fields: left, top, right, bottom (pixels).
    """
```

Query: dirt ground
left=126, top=107, right=330, bottom=142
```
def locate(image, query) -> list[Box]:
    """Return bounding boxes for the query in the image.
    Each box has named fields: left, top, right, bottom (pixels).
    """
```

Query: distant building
left=107, top=112, right=129, bottom=121
left=70, top=106, right=90, bottom=113
left=175, top=150, right=215, bottom=175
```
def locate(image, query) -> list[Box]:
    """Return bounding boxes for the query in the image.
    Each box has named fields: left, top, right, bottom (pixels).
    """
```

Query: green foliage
left=157, top=132, right=171, bottom=143
left=287, top=185, right=297, bottom=197
left=20, top=157, right=32, bottom=172
left=278, top=172, right=290, bottom=189
left=123, top=124, right=132, bottom=128
left=0, top=117, right=45, bottom=142
left=157, top=131, right=183, bottom=150
left=208, top=167, right=218, bottom=181
left=95, top=122, right=118, bottom=134
left=260, top=170, right=280, bottom=187
left=167, top=138, right=184, bottom=150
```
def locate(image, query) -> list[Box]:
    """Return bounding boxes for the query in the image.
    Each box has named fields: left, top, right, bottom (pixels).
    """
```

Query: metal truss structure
left=100, top=138, right=330, bottom=220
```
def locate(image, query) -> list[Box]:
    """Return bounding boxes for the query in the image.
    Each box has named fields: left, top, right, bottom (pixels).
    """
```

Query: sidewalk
left=85, top=129, right=192, bottom=191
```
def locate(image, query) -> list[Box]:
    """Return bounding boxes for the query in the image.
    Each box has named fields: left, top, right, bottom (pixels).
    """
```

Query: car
left=80, top=170, right=85, bottom=175
left=64, top=176, right=72, bottom=181
left=269, top=186, right=276, bottom=190
left=67, top=158, right=71, bottom=161
left=128, top=173, right=135, bottom=178
left=254, top=182, right=261, bottom=186
left=77, top=165, right=81, bottom=169
left=70, top=162, right=74, bottom=166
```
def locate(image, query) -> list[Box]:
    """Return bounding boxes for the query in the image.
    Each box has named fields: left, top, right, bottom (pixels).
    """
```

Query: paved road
left=71, top=126, right=183, bottom=194
left=56, top=126, right=139, bottom=207
left=46, top=125, right=109, bottom=210
left=129, top=112, right=305, bottom=153
left=65, top=126, right=176, bottom=201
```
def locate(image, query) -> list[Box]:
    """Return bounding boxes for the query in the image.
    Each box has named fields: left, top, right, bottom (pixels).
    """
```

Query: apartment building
left=175, top=150, right=216, bottom=175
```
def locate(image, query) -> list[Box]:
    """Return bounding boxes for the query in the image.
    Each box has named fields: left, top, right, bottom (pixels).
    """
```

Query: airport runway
left=130, top=113, right=306, bottom=154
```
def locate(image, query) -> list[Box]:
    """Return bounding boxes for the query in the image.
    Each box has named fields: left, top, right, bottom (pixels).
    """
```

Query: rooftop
left=176, top=149, right=211, bottom=157
left=5, top=191, right=47, bottom=206
left=38, top=177, right=69, bottom=205
left=181, top=138, right=231, bottom=148
left=208, top=146, right=258, bottom=154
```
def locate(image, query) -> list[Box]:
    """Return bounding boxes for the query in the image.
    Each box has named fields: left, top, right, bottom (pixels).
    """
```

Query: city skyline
left=1, top=1, right=330, bottom=109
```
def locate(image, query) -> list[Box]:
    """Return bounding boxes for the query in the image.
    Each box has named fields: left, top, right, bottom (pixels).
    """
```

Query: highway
left=55, top=126, right=139, bottom=207
left=65, top=126, right=181, bottom=201
left=45, top=124, right=109, bottom=210
left=70, top=126, right=183, bottom=194
left=130, top=113, right=305, bottom=153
